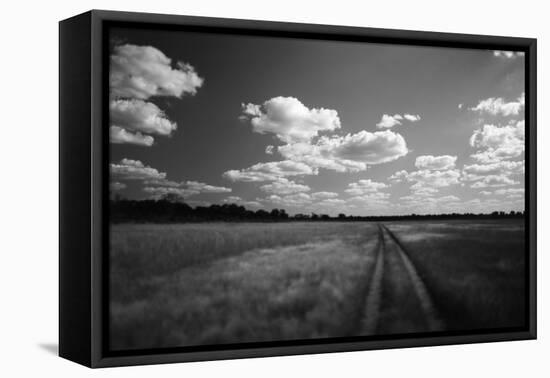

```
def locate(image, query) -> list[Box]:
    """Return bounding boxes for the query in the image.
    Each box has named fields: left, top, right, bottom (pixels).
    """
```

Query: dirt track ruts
left=360, top=224, right=444, bottom=335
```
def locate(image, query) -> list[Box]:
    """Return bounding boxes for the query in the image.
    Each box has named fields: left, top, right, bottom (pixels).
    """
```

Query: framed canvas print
left=59, top=10, right=537, bottom=368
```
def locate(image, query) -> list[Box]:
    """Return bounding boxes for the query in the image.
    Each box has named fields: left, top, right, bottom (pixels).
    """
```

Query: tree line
left=109, top=197, right=525, bottom=223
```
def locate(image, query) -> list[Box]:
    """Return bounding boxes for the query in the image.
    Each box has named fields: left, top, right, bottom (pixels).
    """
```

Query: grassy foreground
left=386, top=219, right=525, bottom=331
left=109, top=219, right=526, bottom=350
left=110, top=222, right=379, bottom=350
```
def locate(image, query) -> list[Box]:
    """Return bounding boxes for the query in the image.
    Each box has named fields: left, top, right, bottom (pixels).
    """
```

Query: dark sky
left=109, top=25, right=525, bottom=216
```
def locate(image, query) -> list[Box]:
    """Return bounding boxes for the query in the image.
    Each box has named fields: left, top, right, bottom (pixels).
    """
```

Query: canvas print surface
left=107, top=26, right=526, bottom=352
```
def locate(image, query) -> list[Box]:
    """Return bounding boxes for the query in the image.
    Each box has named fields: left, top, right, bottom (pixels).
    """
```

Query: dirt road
left=360, top=224, right=444, bottom=335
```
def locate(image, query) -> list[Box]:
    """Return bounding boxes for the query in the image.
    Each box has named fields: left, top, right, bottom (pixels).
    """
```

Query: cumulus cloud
left=222, top=196, right=263, bottom=208
left=259, top=178, right=310, bottom=195
left=316, top=198, right=347, bottom=207
left=404, top=114, right=421, bottom=122
left=110, top=126, right=155, bottom=146
left=110, top=99, right=177, bottom=136
left=143, top=186, right=200, bottom=198
left=494, top=188, right=524, bottom=196
left=110, top=158, right=166, bottom=180
left=399, top=194, right=460, bottom=207
left=470, top=93, right=525, bottom=116
left=223, top=160, right=317, bottom=182
left=185, top=181, right=232, bottom=194
left=469, top=121, right=525, bottom=163
left=278, top=130, right=408, bottom=172
left=493, top=51, right=525, bottom=59
left=109, top=43, right=203, bottom=146
left=240, top=97, right=341, bottom=143
left=463, top=160, right=524, bottom=180
left=311, top=192, right=339, bottom=200
left=376, top=113, right=420, bottom=128
left=415, top=155, right=457, bottom=170
left=345, top=179, right=387, bottom=196
left=110, top=182, right=127, bottom=191
left=144, top=178, right=231, bottom=194
left=264, top=193, right=313, bottom=207
left=345, top=192, right=391, bottom=209
left=470, top=175, right=518, bottom=188
left=376, top=114, right=403, bottom=128
left=410, top=187, right=439, bottom=196
left=390, top=169, right=461, bottom=190
left=265, top=145, right=275, bottom=155
left=110, top=44, right=204, bottom=100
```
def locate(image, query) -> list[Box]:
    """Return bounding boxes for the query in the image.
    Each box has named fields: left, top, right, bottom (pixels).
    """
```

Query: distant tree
left=311, top=213, right=319, bottom=220
left=338, top=213, right=347, bottom=219
left=161, top=193, right=186, bottom=203
left=255, top=209, right=269, bottom=218
left=320, top=214, right=330, bottom=220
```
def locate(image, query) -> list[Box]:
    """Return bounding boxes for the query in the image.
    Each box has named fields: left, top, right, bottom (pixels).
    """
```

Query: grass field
left=109, top=219, right=526, bottom=350
left=385, top=219, right=526, bottom=331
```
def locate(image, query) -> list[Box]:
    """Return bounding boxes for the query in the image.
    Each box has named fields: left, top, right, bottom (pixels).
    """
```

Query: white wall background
left=0, top=0, right=546, bottom=376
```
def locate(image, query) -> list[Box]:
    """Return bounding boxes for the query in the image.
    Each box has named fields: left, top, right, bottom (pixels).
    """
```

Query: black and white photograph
left=107, top=25, right=528, bottom=352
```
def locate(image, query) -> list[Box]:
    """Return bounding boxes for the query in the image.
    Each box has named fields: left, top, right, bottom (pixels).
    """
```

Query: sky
left=108, top=26, right=526, bottom=216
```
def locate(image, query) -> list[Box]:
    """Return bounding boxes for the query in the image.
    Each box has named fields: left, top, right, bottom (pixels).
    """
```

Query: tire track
left=359, top=225, right=385, bottom=334
left=359, top=224, right=444, bottom=335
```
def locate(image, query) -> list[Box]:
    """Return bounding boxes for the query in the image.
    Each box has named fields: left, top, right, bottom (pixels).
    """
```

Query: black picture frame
left=59, top=9, right=537, bottom=368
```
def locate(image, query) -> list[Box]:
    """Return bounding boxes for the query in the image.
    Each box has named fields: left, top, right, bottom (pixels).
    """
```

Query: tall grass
left=386, top=219, right=525, bottom=331
left=110, top=222, right=379, bottom=350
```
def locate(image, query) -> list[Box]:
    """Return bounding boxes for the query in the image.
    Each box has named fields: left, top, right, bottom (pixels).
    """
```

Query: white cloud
left=110, top=44, right=203, bottom=100
left=143, top=186, right=199, bottom=198
left=415, top=155, right=457, bottom=170
left=344, top=179, right=387, bottom=196
left=463, top=160, right=524, bottom=179
left=265, top=145, right=274, bottom=155
left=470, top=93, right=525, bottom=116
left=110, top=126, right=154, bottom=146
left=143, top=181, right=231, bottom=199
left=110, top=99, right=177, bottom=136
left=316, top=198, right=347, bottom=207
left=493, top=50, right=525, bottom=59
left=264, top=193, right=313, bottom=207
left=404, top=114, right=421, bottom=122
left=376, top=114, right=403, bottom=128
left=110, top=158, right=166, bottom=180
left=222, top=196, right=263, bottom=208
left=494, top=188, right=524, bottom=197
left=311, top=191, right=339, bottom=200
left=279, top=130, right=408, bottom=172
left=391, top=169, right=461, bottom=190
left=411, top=187, right=439, bottom=196
left=185, top=181, right=232, bottom=194
left=240, top=97, right=341, bottom=143
left=400, top=194, right=460, bottom=204
left=479, top=191, right=492, bottom=196
left=469, top=121, right=525, bottom=163
left=376, top=113, right=420, bottom=128
left=470, top=175, right=518, bottom=188
left=110, top=182, right=127, bottom=191
left=144, top=178, right=231, bottom=193
left=223, top=160, right=317, bottom=182
left=458, top=103, right=464, bottom=110
left=259, top=178, right=310, bottom=195
left=345, top=192, right=391, bottom=209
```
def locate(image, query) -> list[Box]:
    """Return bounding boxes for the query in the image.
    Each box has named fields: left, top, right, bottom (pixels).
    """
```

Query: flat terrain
left=109, top=219, right=525, bottom=351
